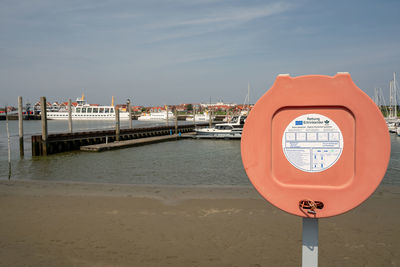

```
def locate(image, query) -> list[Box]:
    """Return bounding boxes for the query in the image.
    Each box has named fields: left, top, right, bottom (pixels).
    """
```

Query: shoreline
left=0, top=179, right=260, bottom=201
left=0, top=180, right=399, bottom=266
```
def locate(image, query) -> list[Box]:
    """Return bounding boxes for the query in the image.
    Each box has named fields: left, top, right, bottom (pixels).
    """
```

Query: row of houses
left=3, top=101, right=252, bottom=115
left=121, top=103, right=252, bottom=114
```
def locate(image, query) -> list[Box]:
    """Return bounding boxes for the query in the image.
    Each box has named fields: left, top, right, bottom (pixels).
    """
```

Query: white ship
left=46, top=95, right=130, bottom=120
left=195, top=115, right=247, bottom=139
left=138, top=110, right=176, bottom=121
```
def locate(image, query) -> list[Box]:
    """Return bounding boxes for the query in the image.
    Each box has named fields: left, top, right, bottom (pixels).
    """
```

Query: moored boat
left=386, top=119, right=399, bottom=133
left=186, top=112, right=214, bottom=122
left=46, top=96, right=130, bottom=120
left=195, top=115, right=246, bottom=139
left=138, top=110, right=176, bottom=121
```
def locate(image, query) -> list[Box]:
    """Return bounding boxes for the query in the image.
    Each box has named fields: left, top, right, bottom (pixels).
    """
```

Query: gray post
left=115, top=108, right=120, bottom=141
left=18, top=96, right=24, bottom=157
left=40, top=97, right=48, bottom=156
left=174, top=109, right=178, bottom=134
left=193, top=107, right=196, bottom=127
left=68, top=99, right=73, bottom=133
left=302, top=218, right=318, bottom=267
left=166, top=106, right=169, bottom=126
left=128, top=102, right=132, bottom=129
left=5, top=106, right=11, bottom=179
left=209, top=109, right=213, bottom=128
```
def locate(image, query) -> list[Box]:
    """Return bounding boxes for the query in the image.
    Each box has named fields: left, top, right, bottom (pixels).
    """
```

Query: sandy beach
left=0, top=180, right=398, bottom=267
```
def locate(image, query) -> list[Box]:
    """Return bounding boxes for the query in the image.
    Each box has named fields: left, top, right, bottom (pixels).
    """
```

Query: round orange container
left=241, top=73, right=390, bottom=218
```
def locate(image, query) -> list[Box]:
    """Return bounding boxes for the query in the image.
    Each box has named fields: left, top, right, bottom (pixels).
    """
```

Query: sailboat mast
left=247, top=82, right=250, bottom=110
left=394, top=72, right=397, bottom=118
left=390, top=80, right=394, bottom=118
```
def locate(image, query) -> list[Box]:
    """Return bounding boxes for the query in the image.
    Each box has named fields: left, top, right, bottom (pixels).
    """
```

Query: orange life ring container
left=241, top=73, right=390, bottom=218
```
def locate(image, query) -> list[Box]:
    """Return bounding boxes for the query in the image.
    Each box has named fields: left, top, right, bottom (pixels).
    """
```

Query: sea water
left=0, top=120, right=399, bottom=186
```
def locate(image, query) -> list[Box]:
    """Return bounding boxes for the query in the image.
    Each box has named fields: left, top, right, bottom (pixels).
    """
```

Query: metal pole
left=128, top=101, right=132, bottom=129
left=18, top=96, right=24, bottom=157
left=40, top=97, right=48, bottom=156
left=302, top=218, right=318, bottom=267
left=115, top=108, right=120, bottom=141
left=68, top=99, right=73, bottom=133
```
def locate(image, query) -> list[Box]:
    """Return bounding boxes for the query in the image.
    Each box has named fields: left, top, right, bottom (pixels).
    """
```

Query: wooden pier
left=32, top=124, right=206, bottom=156
left=81, top=134, right=183, bottom=152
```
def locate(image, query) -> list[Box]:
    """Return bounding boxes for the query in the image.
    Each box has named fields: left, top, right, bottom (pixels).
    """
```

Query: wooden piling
left=193, top=107, right=196, bottom=127
left=209, top=109, right=213, bottom=128
left=174, top=109, right=178, bottom=134
left=40, top=97, right=48, bottom=156
left=68, top=99, right=73, bottom=133
left=5, top=106, right=11, bottom=179
left=127, top=101, right=132, bottom=129
left=18, top=96, right=24, bottom=157
left=115, top=108, right=120, bottom=141
left=166, top=106, right=169, bottom=126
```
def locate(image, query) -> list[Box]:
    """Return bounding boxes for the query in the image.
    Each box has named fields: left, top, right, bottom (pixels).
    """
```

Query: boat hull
left=137, top=112, right=176, bottom=121
left=195, top=129, right=242, bottom=139
left=47, top=112, right=130, bottom=120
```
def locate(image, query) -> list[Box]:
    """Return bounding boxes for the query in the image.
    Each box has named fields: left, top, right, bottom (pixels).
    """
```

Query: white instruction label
left=282, top=114, right=343, bottom=172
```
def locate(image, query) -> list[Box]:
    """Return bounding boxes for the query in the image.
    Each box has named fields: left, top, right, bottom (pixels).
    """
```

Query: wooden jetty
left=32, top=124, right=206, bottom=156
left=0, top=114, right=41, bottom=120
left=81, top=134, right=182, bottom=152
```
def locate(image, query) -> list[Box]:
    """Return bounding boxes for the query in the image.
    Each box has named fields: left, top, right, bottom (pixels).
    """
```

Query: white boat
left=387, top=121, right=397, bottom=133
left=195, top=115, right=246, bottom=139
left=386, top=118, right=400, bottom=133
left=47, top=96, right=130, bottom=120
left=138, top=110, right=176, bottom=121
left=386, top=72, right=398, bottom=132
left=186, top=112, right=213, bottom=122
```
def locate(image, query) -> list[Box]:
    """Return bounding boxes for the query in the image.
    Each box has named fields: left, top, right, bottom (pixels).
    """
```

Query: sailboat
left=386, top=72, right=399, bottom=132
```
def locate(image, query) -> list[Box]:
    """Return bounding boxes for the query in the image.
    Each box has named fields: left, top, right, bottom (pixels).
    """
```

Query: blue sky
left=0, top=0, right=399, bottom=106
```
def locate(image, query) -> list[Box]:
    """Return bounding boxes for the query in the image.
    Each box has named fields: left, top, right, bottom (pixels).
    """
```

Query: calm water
left=0, top=120, right=399, bottom=186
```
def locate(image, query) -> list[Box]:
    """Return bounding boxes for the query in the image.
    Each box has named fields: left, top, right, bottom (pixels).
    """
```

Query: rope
left=299, top=199, right=319, bottom=214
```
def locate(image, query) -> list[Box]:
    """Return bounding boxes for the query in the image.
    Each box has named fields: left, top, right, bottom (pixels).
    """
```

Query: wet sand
left=0, top=180, right=399, bottom=267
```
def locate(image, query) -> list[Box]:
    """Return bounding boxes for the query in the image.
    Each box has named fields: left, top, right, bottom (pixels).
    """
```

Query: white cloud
left=148, top=2, right=292, bottom=30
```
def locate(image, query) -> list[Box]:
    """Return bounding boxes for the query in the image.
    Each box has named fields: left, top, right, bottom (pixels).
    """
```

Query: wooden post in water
left=166, top=106, right=169, bottom=126
left=209, top=109, right=213, bottom=128
left=68, top=99, right=73, bottom=133
left=174, top=109, right=178, bottom=134
left=40, top=97, right=48, bottom=156
left=18, top=96, right=24, bottom=157
left=127, top=101, right=132, bottom=129
left=5, top=106, right=11, bottom=179
left=193, top=107, right=196, bottom=128
left=115, top=108, right=120, bottom=141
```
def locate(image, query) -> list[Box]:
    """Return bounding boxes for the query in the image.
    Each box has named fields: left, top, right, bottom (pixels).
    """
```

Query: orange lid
left=241, top=73, right=390, bottom=218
